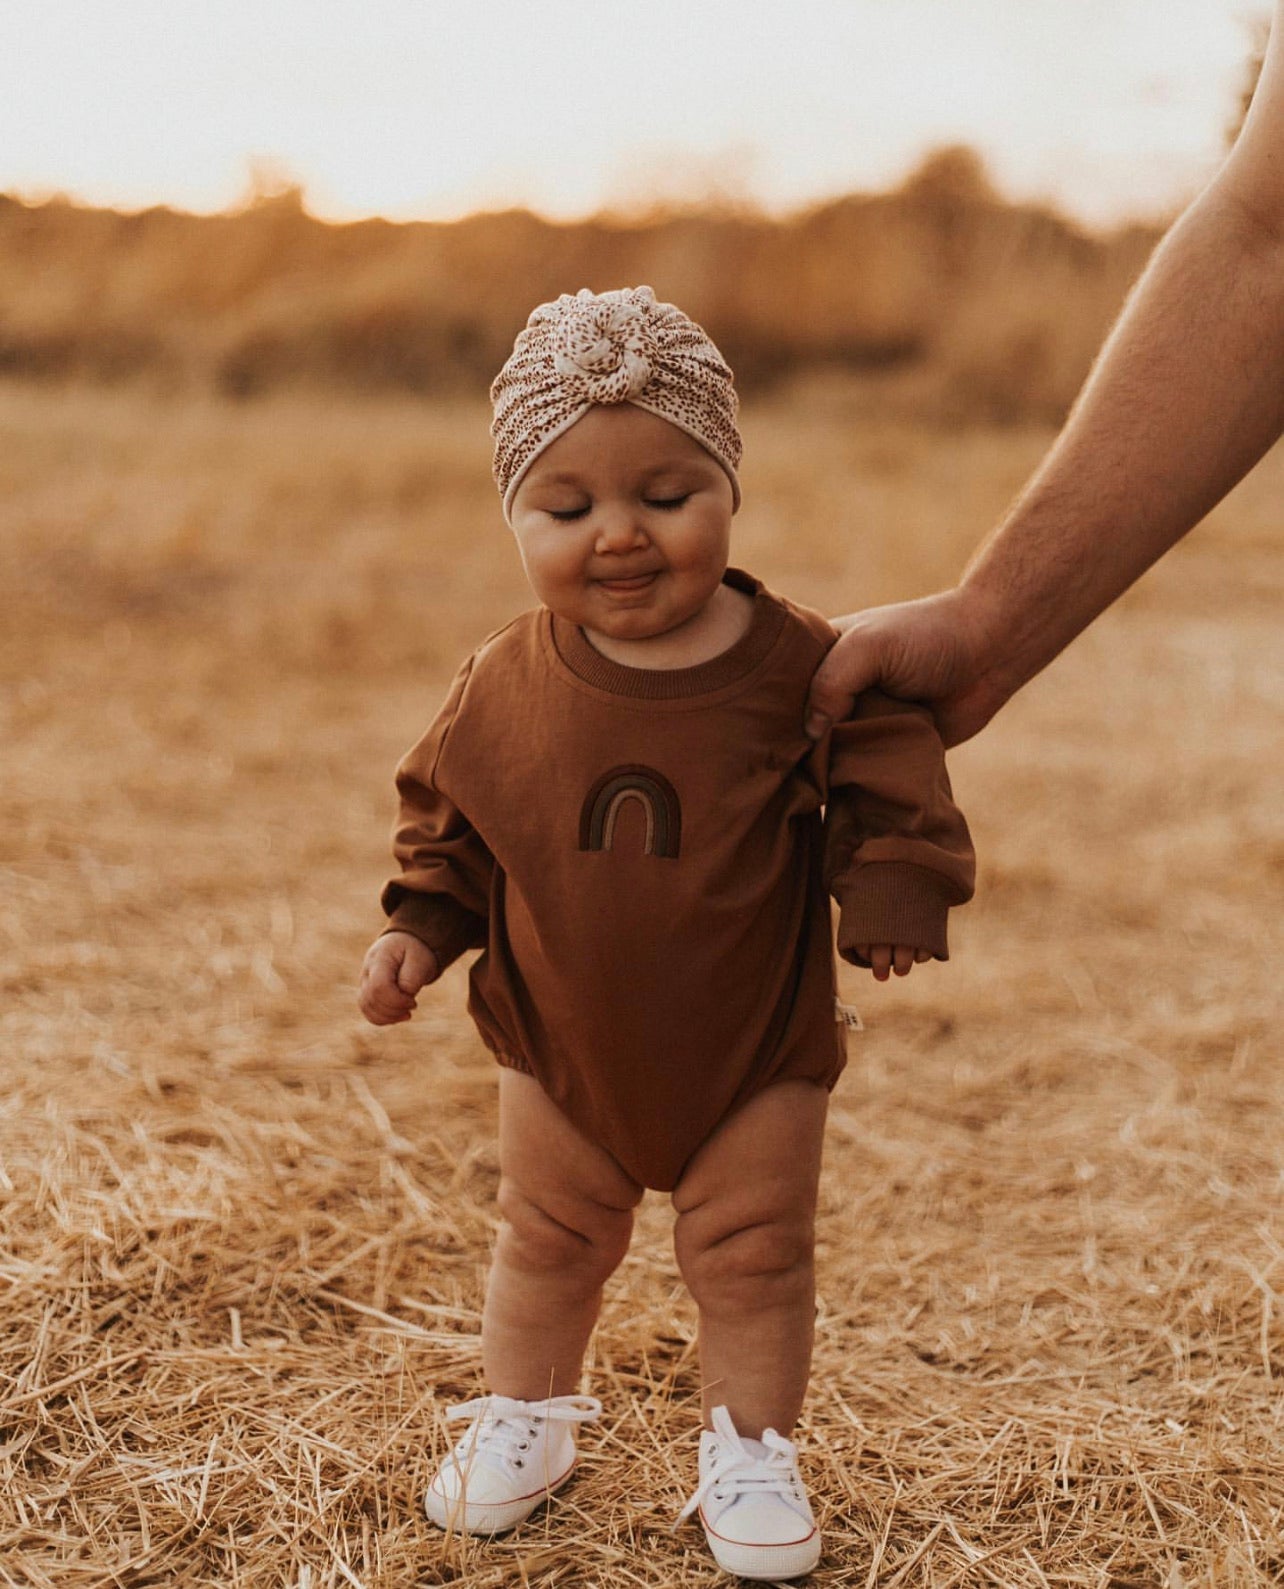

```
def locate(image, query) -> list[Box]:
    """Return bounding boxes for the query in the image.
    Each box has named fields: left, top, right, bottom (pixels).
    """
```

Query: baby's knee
left=496, top=1176, right=633, bottom=1282
left=674, top=1204, right=815, bottom=1303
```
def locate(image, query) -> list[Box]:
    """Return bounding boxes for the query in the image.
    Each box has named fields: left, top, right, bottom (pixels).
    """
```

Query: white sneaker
left=678, top=1405, right=821, bottom=1580
left=425, top=1393, right=601, bottom=1535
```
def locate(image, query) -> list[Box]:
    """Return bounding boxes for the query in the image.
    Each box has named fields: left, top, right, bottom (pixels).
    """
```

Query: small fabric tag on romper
left=834, top=998, right=864, bottom=1032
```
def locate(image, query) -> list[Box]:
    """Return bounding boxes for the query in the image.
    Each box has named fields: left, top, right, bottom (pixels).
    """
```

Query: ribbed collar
left=549, top=568, right=787, bottom=701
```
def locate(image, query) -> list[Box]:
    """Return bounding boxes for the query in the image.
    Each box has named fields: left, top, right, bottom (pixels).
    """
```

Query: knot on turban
left=549, top=288, right=656, bottom=404
left=490, top=285, right=741, bottom=521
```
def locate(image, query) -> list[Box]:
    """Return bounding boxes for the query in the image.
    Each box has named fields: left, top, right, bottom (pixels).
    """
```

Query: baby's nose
left=593, top=505, right=648, bottom=551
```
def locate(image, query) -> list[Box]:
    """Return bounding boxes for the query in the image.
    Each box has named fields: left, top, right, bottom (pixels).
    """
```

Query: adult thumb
left=805, top=625, right=879, bottom=736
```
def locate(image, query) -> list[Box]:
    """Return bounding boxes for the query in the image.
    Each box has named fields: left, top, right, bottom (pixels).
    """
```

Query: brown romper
left=382, top=569, right=974, bottom=1190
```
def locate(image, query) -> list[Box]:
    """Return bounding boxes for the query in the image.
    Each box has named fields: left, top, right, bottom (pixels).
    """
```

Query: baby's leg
left=670, top=1079, right=828, bottom=1438
left=483, top=1068, right=644, bottom=1398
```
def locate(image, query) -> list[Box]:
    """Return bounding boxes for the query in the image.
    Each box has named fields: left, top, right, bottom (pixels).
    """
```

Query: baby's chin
left=582, top=617, right=678, bottom=644
left=549, top=594, right=696, bottom=639
left=579, top=609, right=680, bottom=643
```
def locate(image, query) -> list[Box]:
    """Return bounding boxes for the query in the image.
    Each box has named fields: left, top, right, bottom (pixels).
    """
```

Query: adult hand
left=805, top=587, right=1004, bottom=749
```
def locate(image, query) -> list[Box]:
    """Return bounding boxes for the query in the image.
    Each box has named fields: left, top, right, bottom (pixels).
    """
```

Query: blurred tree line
left=0, top=145, right=1165, bottom=423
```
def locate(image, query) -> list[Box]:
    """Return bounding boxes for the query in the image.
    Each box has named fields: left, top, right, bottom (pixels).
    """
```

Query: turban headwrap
left=490, top=286, right=742, bottom=521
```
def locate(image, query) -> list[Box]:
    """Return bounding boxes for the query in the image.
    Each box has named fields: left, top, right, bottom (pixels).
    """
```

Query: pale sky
left=1, top=1, right=1265, bottom=226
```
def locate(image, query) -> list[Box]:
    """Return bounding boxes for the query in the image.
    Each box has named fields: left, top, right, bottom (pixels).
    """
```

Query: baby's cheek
left=520, top=536, right=580, bottom=597
left=667, top=540, right=727, bottom=588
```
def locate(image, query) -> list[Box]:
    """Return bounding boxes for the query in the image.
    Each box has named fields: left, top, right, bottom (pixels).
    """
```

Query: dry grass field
left=2, top=376, right=1281, bottom=1587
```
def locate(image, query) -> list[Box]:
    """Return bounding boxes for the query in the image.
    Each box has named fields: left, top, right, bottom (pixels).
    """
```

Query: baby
left=358, top=286, right=974, bottom=1580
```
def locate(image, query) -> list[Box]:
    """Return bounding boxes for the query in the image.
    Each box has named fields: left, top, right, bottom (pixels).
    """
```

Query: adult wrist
left=954, top=559, right=1040, bottom=722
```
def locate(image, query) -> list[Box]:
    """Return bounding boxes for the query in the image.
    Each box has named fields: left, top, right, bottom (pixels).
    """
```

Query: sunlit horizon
left=4, top=1, right=1266, bottom=230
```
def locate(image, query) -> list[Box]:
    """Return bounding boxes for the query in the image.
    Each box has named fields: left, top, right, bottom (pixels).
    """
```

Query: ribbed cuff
left=380, top=891, right=486, bottom=972
left=833, top=862, right=956, bottom=965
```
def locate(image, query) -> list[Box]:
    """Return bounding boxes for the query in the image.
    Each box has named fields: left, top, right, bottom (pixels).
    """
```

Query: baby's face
left=509, top=404, right=734, bottom=648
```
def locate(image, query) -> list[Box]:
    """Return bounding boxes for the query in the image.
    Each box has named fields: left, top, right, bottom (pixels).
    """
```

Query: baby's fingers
left=358, top=961, right=416, bottom=1025
left=359, top=986, right=416, bottom=1025
left=854, top=945, right=927, bottom=980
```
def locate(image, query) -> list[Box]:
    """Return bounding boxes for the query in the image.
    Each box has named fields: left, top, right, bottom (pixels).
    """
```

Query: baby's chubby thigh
left=494, top=1068, right=645, bottom=1283
left=670, top=1081, right=828, bottom=1314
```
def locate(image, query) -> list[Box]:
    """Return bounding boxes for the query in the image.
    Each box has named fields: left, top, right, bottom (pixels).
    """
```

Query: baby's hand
left=853, top=945, right=933, bottom=982
left=358, top=932, right=441, bottom=1025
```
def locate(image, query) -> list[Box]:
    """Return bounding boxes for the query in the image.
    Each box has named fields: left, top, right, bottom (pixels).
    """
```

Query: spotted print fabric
left=490, top=286, right=742, bottom=521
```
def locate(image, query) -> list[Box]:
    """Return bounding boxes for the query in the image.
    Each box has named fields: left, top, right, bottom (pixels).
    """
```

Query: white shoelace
left=677, top=1405, right=806, bottom=1524
left=445, top=1394, right=602, bottom=1473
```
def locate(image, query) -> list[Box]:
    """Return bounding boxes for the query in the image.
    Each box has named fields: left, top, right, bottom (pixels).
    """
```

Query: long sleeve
left=824, top=689, right=975, bottom=964
left=379, top=658, right=493, bottom=971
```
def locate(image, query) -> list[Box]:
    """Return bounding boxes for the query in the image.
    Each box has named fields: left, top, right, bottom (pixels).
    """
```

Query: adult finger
left=805, top=589, right=978, bottom=742
left=805, top=615, right=885, bottom=737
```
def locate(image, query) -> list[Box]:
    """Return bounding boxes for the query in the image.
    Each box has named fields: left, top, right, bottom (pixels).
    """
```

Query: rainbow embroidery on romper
left=578, top=765, right=681, bottom=860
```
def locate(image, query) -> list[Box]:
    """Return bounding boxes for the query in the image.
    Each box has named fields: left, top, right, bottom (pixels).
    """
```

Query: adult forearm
left=805, top=4, right=1284, bottom=746
left=959, top=182, right=1284, bottom=706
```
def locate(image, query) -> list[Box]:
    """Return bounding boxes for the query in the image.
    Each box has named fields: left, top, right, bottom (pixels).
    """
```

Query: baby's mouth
left=595, top=571, right=659, bottom=593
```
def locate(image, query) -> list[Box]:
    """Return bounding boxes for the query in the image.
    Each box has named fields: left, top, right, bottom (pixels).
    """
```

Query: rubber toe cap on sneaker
left=424, top=1457, right=574, bottom=1535
left=702, top=1513, right=821, bottom=1580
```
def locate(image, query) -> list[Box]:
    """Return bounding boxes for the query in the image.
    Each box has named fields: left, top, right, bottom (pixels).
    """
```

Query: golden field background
left=0, top=148, right=1157, bottom=422
left=1, top=170, right=1282, bottom=1586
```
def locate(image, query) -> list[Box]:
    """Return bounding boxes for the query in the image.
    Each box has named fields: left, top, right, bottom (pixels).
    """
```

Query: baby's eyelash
left=546, top=495, right=688, bottom=520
